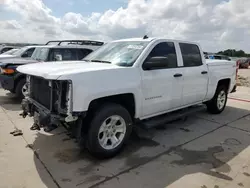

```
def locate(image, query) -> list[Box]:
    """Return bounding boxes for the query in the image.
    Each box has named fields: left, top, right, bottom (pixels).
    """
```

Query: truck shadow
left=29, top=105, right=250, bottom=188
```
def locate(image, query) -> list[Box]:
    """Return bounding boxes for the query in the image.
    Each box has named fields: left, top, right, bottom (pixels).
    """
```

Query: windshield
left=13, top=46, right=31, bottom=56
left=31, top=47, right=49, bottom=61
left=2, top=49, right=19, bottom=55
left=83, top=41, right=149, bottom=67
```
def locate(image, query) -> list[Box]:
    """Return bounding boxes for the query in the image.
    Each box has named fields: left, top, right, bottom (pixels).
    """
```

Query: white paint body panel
left=17, top=38, right=237, bottom=120
left=205, top=60, right=237, bottom=100
left=0, top=54, right=15, bottom=59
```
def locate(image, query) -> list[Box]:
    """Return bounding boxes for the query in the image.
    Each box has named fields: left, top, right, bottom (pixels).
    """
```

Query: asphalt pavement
left=0, top=86, right=250, bottom=188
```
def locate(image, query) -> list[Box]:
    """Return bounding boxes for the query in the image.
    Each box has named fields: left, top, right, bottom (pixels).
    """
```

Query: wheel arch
left=14, top=73, right=26, bottom=90
left=87, top=93, right=136, bottom=119
left=217, top=78, right=231, bottom=93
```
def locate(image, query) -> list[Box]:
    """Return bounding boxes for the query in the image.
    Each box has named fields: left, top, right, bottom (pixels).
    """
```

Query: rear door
left=180, top=43, right=208, bottom=106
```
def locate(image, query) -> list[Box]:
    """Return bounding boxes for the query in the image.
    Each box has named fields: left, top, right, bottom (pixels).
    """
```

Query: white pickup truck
left=17, top=37, right=237, bottom=158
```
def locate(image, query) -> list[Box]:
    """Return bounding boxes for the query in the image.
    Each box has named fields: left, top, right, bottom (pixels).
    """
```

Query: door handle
left=173, top=73, right=183, bottom=77
left=201, top=71, right=208, bottom=74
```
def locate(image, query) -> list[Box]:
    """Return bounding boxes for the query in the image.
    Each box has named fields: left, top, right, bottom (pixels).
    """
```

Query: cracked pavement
left=0, top=86, right=250, bottom=188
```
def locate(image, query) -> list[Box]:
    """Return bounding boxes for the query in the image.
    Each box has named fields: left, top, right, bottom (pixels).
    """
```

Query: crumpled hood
left=17, top=61, right=123, bottom=79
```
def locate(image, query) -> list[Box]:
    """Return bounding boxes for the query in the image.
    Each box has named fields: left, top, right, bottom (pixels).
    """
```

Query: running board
left=139, top=105, right=206, bottom=129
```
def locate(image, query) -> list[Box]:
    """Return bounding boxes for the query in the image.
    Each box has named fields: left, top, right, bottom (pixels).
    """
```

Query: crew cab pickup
left=17, top=37, right=237, bottom=158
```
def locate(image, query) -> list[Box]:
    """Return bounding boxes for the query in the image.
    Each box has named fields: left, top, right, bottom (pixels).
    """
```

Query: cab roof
left=113, top=37, right=200, bottom=46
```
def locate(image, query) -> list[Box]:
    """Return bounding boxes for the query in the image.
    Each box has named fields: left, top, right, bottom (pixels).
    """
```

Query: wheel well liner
left=88, top=93, right=136, bottom=118
left=14, top=74, right=26, bottom=89
left=217, top=78, right=231, bottom=92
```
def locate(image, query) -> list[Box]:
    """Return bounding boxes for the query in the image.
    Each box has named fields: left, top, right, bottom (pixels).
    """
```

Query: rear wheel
left=206, top=85, right=228, bottom=114
left=86, top=103, right=133, bottom=159
left=15, top=78, right=28, bottom=99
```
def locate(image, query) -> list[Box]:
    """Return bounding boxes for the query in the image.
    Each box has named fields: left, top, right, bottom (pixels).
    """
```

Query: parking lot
left=1, top=75, right=250, bottom=188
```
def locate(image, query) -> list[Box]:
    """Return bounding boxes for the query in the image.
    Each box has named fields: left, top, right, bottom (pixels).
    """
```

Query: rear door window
left=180, top=43, right=203, bottom=67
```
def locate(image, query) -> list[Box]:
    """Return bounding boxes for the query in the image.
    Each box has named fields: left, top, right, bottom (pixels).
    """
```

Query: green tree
left=217, top=49, right=250, bottom=57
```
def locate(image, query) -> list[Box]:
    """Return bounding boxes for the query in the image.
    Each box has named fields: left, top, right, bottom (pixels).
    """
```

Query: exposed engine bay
left=21, top=75, right=79, bottom=132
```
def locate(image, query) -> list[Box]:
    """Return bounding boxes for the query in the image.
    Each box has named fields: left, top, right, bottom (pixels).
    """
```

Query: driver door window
left=143, top=42, right=177, bottom=69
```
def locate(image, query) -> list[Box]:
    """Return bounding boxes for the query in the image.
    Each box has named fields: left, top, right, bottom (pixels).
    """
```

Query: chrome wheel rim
left=217, top=90, right=226, bottom=110
left=98, top=115, right=126, bottom=150
left=22, top=83, right=28, bottom=97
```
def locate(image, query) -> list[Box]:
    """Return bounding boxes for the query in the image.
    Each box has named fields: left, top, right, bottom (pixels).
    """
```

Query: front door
left=141, top=41, right=184, bottom=118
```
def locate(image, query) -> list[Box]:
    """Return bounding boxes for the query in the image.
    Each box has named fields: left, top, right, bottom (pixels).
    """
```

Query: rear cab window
left=179, top=43, right=203, bottom=67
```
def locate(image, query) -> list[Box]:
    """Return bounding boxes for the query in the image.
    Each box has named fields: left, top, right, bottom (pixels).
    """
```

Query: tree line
left=217, top=49, right=250, bottom=57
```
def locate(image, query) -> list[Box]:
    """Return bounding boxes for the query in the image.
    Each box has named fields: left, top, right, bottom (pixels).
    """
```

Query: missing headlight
left=60, top=81, right=69, bottom=110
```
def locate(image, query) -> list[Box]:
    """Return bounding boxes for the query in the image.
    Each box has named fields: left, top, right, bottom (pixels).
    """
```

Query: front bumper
left=0, top=74, right=14, bottom=91
left=21, top=98, right=64, bottom=127
left=21, top=97, right=82, bottom=128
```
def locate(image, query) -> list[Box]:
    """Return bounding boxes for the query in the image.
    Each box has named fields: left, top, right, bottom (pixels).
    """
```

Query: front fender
left=65, top=68, right=142, bottom=118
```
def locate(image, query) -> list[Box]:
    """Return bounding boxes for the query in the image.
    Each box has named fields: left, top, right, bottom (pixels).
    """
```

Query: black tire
left=15, top=78, right=26, bottom=99
left=206, top=85, right=228, bottom=114
left=86, top=103, right=133, bottom=159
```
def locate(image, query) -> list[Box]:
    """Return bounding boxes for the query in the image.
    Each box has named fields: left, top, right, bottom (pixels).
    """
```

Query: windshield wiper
left=90, top=59, right=111, bottom=64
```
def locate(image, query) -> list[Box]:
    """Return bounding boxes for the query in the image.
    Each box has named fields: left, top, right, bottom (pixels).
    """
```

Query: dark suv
left=0, top=40, right=104, bottom=98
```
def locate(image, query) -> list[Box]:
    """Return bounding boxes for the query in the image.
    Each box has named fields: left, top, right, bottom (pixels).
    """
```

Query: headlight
left=1, top=68, right=15, bottom=74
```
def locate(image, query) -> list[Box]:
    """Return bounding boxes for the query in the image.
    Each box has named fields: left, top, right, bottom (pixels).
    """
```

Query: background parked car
left=238, top=58, right=250, bottom=69
left=0, top=40, right=104, bottom=98
left=0, top=46, right=36, bottom=60
left=0, top=45, right=19, bottom=54
left=1, top=48, right=19, bottom=55
left=207, top=54, right=231, bottom=61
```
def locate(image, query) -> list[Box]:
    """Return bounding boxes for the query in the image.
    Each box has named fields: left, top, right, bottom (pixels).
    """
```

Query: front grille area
left=30, top=76, right=51, bottom=110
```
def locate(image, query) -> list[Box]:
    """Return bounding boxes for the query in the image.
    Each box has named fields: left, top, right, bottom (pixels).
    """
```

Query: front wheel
left=15, top=78, right=28, bottom=99
left=86, top=103, right=133, bottom=159
left=206, top=85, right=228, bottom=114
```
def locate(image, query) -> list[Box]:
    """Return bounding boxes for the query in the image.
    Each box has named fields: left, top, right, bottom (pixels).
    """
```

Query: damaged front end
left=21, top=75, right=81, bottom=131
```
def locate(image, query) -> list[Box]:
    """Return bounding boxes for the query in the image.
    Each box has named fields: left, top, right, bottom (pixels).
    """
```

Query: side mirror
left=143, top=56, right=169, bottom=70
left=54, top=54, right=62, bottom=61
